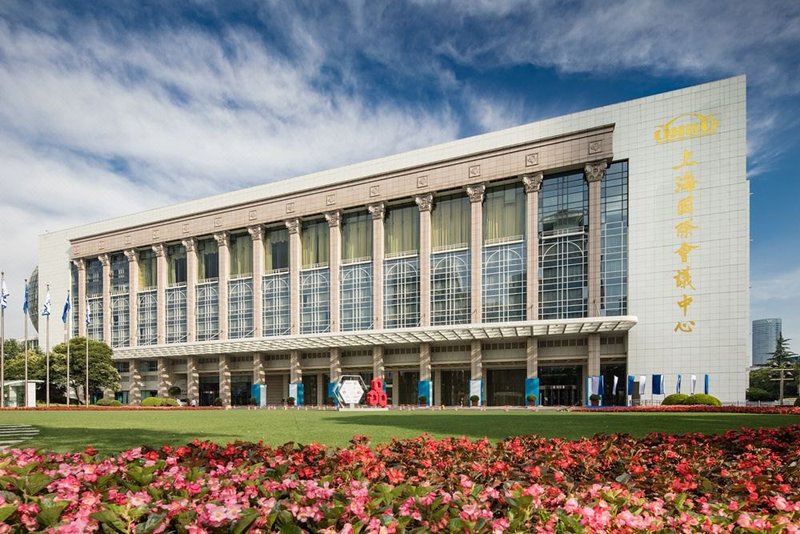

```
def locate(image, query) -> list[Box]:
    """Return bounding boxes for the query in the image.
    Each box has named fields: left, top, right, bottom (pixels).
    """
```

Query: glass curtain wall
left=539, top=171, right=588, bottom=319
left=196, top=238, right=219, bottom=341
left=384, top=205, right=419, bottom=328
left=341, top=212, right=373, bottom=331
left=482, top=184, right=526, bottom=322
left=263, top=227, right=290, bottom=336
left=137, top=249, right=157, bottom=345
left=601, top=161, right=629, bottom=316
left=110, top=253, right=129, bottom=348
left=431, top=195, right=470, bottom=325
left=228, top=233, right=254, bottom=339
left=85, top=258, right=103, bottom=340
left=301, top=221, right=330, bottom=334
left=166, top=244, right=187, bottom=343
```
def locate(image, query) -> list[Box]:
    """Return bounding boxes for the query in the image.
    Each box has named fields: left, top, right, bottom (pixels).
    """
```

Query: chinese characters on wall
left=672, top=149, right=699, bottom=333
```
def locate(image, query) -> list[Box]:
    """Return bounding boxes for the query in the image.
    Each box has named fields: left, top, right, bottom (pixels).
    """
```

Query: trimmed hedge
left=141, top=397, right=179, bottom=407
left=661, top=393, right=689, bottom=405
left=684, top=393, right=722, bottom=406
left=96, top=398, right=122, bottom=407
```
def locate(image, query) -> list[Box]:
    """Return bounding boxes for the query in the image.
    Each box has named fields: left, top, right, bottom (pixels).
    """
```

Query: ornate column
left=130, top=360, right=142, bottom=405
left=522, top=173, right=543, bottom=321
left=588, top=334, right=601, bottom=377
left=183, top=239, right=197, bottom=343
left=153, top=244, right=167, bottom=344
left=372, top=346, right=384, bottom=380
left=585, top=161, right=607, bottom=317
left=249, top=226, right=265, bottom=337
left=470, top=340, right=483, bottom=405
left=73, top=260, right=87, bottom=337
left=124, top=250, right=138, bottom=347
left=253, top=352, right=265, bottom=384
left=290, top=350, right=302, bottom=404
left=415, top=194, right=433, bottom=327
left=99, top=254, right=111, bottom=344
left=286, top=219, right=301, bottom=335
left=186, top=356, right=199, bottom=405
left=466, top=185, right=485, bottom=323
left=326, top=211, right=342, bottom=332
left=214, top=232, right=229, bottom=340
left=330, top=348, right=342, bottom=382
left=368, top=203, right=385, bottom=329
left=158, top=357, right=173, bottom=398
left=526, top=337, right=539, bottom=379
left=219, top=355, right=231, bottom=406
left=419, top=342, right=432, bottom=406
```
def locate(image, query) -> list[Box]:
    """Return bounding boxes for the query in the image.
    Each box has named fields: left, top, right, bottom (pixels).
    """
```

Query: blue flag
left=704, top=374, right=710, bottom=395
left=42, top=290, right=51, bottom=316
left=652, top=374, right=664, bottom=395
left=62, top=292, right=71, bottom=324
left=23, top=283, right=29, bottom=314
left=676, top=374, right=682, bottom=394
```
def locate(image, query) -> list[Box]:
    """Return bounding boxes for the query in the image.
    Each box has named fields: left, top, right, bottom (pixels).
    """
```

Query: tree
left=50, top=337, right=120, bottom=405
left=767, top=335, right=797, bottom=405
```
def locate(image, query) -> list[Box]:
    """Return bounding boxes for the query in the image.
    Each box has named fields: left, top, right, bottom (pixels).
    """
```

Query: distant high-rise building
left=752, top=319, right=782, bottom=366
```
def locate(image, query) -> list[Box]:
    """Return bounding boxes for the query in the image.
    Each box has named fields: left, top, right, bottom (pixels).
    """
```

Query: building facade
left=36, top=76, right=749, bottom=405
left=752, top=318, right=782, bottom=367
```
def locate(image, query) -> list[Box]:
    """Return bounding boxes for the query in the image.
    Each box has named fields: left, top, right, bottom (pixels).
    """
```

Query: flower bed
left=574, top=405, right=800, bottom=415
left=0, top=406, right=224, bottom=411
left=1, top=426, right=799, bottom=532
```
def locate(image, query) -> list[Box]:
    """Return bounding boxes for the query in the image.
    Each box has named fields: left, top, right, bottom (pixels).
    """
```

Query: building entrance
left=231, top=374, right=252, bottom=406
left=397, top=370, right=419, bottom=405
left=199, top=375, right=220, bottom=406
left=538, top=366, right=582, bottom=406
left=439, top=369, right=470, bottom=406
left=486, top=368, right=525, bottom=406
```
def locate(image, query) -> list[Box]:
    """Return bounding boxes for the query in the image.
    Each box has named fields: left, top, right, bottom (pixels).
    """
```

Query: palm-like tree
left=768, top=335, right=797, bottom=405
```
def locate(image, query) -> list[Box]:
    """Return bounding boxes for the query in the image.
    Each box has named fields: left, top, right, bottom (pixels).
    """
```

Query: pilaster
left=588, top=333, right=601, bottom=376
left=219, top=354, right=231, bottom=406
left=158, top=357, right=173, bottom=397
left=416, top=194, right=433, bottom=327
left=183, top=239, right=197, bottom=342
left=585, top=160, right=607, bottom=317
left=419, top=342, right=431, bottom=381
left=286, top=219, right=301, bottom=335
left=249, top=226, right=265, bottom=337
left=214, top=232, right=229, bottom=340
left=186, top=356, right=199, bottom=404
left=368, top=203, right=385, bottom=329
left=372, top=346, right=384, bottom=380
left=99, top=254, right=111, bottom=344
left=326, top=211, right=342, bottom=332
left=253, top=352, right=265, bottom=384
left=522, top=173, right=543, bottom=321
left=130, top=360, right=142, bottom=405
left=124, top=250, right=138, bottom=347
left=330, top=347, right=341, bottom=382
left=470, top=340, right=483, bottom=380
left=290, top=350, right=302, bottom=383
left=73, top=260, right=87, bottom=337
left=466, top=184, right=485, bottom=322
left=526, top=337, right=539, bottom=379
left=152, top=244, right=167, bottom=344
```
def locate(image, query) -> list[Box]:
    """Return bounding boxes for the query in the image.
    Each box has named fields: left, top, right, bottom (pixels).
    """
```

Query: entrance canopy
left=113, top=316, right=637, bottom=360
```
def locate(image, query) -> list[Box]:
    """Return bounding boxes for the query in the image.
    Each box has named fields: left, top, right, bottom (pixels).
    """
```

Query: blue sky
left=0, top=0, right=798, bottom=346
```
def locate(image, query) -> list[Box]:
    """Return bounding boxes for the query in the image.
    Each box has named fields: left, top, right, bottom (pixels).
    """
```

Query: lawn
left=2, top=408, right=800, bottom=453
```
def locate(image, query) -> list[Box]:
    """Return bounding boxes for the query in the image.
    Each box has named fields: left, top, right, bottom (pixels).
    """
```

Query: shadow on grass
left=24, top=426, right=237, bottom=454
left=331, top=411, right=800, bottom=442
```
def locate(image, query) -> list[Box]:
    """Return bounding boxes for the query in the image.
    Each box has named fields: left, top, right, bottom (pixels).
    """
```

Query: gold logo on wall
left=654, top=113, right=718, bottom=144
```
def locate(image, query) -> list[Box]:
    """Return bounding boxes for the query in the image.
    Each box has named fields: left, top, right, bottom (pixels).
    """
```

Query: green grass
left=1, top=409, right=799, bottom=454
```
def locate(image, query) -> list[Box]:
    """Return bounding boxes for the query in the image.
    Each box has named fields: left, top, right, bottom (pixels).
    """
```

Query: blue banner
left=525, top=377, right=540, bottom=406
left=328, top=382, right=339, bottom=406
left=676, top=374, right=682, bottom=394
left=704, top=374, right=710, bottom=395
left=652, top=374, right=663, bottom=395
left=418, top=380, right=432, bottom=406
left=627, top=375, right=635, bottom=395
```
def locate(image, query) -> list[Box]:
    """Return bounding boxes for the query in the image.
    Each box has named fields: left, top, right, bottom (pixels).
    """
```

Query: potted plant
left=526, top=393, right=537, bottom=408
left=470, top=395, right=480, bottom=407
left=167, top=385, right=182, bottom=399
left=418, top=395, right=428, bottom=406
left=589, top=393, right=601, bottom=407
left=287, top=396, right=295, bottom=407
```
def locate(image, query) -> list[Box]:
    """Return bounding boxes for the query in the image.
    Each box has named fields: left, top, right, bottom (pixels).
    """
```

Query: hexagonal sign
left=338, top=379, right=365, bottom=406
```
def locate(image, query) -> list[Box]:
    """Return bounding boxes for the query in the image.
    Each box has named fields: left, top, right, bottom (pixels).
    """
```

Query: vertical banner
left=524, top=377, right=540, bottom=407
left=328, top=382, right=339, bottom=407
left=417, top=380, right=432, bottom=406
left=289, top=383, right=304, bottom=406
left=691, top=374, right=697, bottom=395
left=704, top=374, right=709, bottom=395
left=676, top=374, right=682, bottom=394
left=652, top=375, right=663, bottom=395
left=613, top=375, right=619, bottom=397
left=639, top=375, right=647, bottom=396
left=627, top=375, right=635, bottom=395
left=469, top=379, right=482, bottom=406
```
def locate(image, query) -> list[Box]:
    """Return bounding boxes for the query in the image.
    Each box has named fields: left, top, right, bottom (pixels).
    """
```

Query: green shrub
left=167, top=385, right=182, bottom=397
left=212, top=397, right=224, bottom=407
left=684, top=394, right=722, bottom=406
left=795, top=397, right=800, bottom=407
left=96, top=398, right=122, bottom=407
left=141, top=397, right=162, bottom=407
left=161, top=398, right=178, bottom=407
left=661, top=393, right=689, bottom=405
left=746, top=387, right=776, bottom=402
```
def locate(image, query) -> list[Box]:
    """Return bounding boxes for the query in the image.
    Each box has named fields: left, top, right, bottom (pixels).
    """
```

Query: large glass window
left=263, top=273, right=290, bottom=336
left=196, top=281, right=219, bottom=341
left=167, top=244, right=187, bottom=286
left=111, top=295, right=129, bottom=348
left=138, top=249, right=157, bottom=289
left=342, top=212, right=372, bottom=262
left=137, top=290, right=157, bottom=345
left=483, top=242, right=526, bottom=322
left=229, top=233, right=253, bottom=277
left=301, top=268, right=330, bottom=333
left=484, top=184, right=525, bottom=244
left=385, top=205, right=418, bottom=257
left=384, top=257, right=419, bottom=328
left=265, top=227, right=289, bottom=273
left=302, top=220, right=329, bottom=268
left=166, top=286, right=187, bottom=343
left=341, top=263, right=372, bottom=331
left=432, top=195, right=469, bottom=251
left=197, top=238, right=219, bottom=281
left=110, top=254, right=129, bottom=294
left=87, top=297, right=103, bottom=340
left=601, top=161, right=628, bottom=316
left=431, top=250, right=470, bottom=325
left=228, top=278, right=254, bottom=339
left=539, top=171, right=588, bottom=319
left=86, top=258, right=103, bottom=297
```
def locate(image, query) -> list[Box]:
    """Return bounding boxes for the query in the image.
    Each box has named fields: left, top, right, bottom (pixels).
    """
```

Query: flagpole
left=24, top=279, right=29, bottom=408
left=1, top=272, right=5, bottom=409
left=85, top=333, right=89, bottom=406
left=45, top=283, right=50, bottom=407
left=65, top=299, right=70, bottom=407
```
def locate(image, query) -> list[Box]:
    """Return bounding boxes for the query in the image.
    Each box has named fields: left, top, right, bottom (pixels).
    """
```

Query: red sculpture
left=366, top=378, right=388, bottom=408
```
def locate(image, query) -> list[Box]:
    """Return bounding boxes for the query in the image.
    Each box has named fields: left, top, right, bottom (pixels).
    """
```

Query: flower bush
left=0, top=426, right=799, bottom=532
left=575, top=405, right=800, bottom=415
